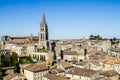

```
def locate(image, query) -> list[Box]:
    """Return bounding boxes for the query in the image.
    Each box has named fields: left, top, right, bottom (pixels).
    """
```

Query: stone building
left=39, top=13, right=49, bottom=50
left=1, top=35, right=39, bottom=44
left=24, top=63, right=49, bottom=80
left=3, top=73, right=25, bottom=80
left=66, top=67, right=98, bottom=80
left=0, top=49, right=11, bottom=66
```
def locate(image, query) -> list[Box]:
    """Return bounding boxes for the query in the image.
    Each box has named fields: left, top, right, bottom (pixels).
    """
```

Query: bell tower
left=39, top=13, right=49, bottom=50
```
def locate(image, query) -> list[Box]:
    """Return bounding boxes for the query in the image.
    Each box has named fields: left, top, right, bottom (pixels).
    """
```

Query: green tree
left=98, top=36, right=102, bottom=40
left=42, top=46, right=47, bottom=52
left=89, top=35, right=102, bottom=40
left=89, top=35, right=94, bottom=40
left=1, top=53, right=10, bottom=67
left=113, top=37, right=117, bottom=41
left=10, top=52, right=18, bottom=66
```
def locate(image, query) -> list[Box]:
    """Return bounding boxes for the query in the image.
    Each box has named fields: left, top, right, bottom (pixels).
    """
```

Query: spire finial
left=41, top=12, right=46, bottom=25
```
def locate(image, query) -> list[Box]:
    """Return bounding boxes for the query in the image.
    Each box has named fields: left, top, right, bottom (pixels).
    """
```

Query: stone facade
left=1, top=36, right=39, bottom=44
left=24, top=63, right=49, bottom=80
left=39, top=13, right=49, bottom=50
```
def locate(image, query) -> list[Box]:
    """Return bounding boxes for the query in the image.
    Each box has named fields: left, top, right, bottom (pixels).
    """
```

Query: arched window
left=43, top=34, right=44, bottom=40
left=41, top=34, right=42, bottom=40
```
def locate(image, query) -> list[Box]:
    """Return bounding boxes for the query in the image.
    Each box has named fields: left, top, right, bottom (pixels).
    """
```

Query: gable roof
left=76, top=61, right=88, bottom=66
left=24, top=63, right=49, bottom=72
left=67, top=67, right=97, bottom=77
left=43, top=73, right=70, bottom=80
left=63, top=51, right=78, bottom=55
left=100, top=70, right=119, bottom=77
left=60, top=61, right=73, bottom=69
left=3, top=73, right=24, bottom=80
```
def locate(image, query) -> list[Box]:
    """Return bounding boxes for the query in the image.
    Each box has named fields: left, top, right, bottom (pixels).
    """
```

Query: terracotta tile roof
left=104, top=59, right=120, bottom=65
left=3, top=73, right=25, bottom=80
left=63, top=51, right=78, bottom=55
left=24, top=63, right=49, bottom=72
left=76, top=61, right=88, bottom=66
left=115, top=61, right=120, bottom=64
left=10, top=36, right=29, bottom=38
left=104, top=60, right=115, bottom=65
left=103, top=78, right=112, bottom=80
left=51, top=61, right=73, bottom=73
left=108, top=57, right=120, bottom=61
left=51, top=65, right=65, bottom=73
left=94, top=77, right=112, bottom=80
left=53, top=69, right=65, bottom=73
left=89, top=52, right=108, bottom=60
left=9, top=36, right=38, bottom=39
left=94, top=77, right=104, bottom=80
left=100, top=70, right=119, bottom=77
left=43, top=73, right=70, bottom=80
left=67, top=67, right=97, bottom=77
left=60, top=61, right=73, bottom=69
left=50, top=70, right=58, bottom=74
left=90, top=60, right=100, bottom=66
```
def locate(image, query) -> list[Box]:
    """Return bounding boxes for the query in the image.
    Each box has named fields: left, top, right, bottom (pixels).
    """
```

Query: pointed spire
left=41, top=12, right=46, bottom=25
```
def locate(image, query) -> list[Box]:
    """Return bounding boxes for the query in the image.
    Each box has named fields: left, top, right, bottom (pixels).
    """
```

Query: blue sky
left=0, top=0, right=120, bottom=39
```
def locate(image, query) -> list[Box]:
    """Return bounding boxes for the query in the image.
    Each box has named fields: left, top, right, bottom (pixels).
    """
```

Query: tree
left=42, top=46, right=46, bottom=52
left=98, top=36, right=102, bottom=40
left=84, top=49, right=87, bottom=56
left=1, top=54, right=9, bottom=67
left=0, top=64, right=2, bottom=78
left=89, top=35, right=94, bottom=40
left=46, top=59, right=52, bottom=68
left=15, top=63, right=20, bottom=73
left=110, top=37, right=118, bottom=44
left=10, top=52, right=18, bottom=66
left=113, top=37, right=117, bottom=41
left=1, top=52, right=11, bottom=67
left=89, top=35, right=102, bottom=40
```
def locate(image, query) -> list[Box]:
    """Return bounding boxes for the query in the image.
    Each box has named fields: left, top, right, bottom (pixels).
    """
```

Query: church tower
left=39, top=13, right=49, bottom=50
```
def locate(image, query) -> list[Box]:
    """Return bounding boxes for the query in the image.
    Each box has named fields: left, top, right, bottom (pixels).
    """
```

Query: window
left=41, top=34, right=42, bottom=40
left=43, top=33, right=45, bottom=40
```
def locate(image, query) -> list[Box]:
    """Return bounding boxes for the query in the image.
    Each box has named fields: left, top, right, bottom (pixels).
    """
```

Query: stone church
left=39, top=13, right=50, bottom=50
left=1, top=13, right=50, bottom=51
